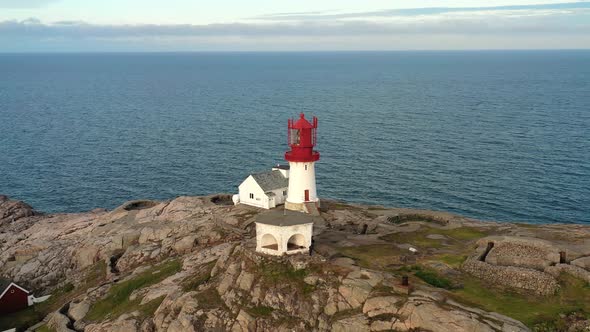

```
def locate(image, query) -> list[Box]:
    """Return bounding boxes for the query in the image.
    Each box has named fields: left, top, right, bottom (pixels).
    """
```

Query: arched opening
left=287, top=234, right=307, bottom=251
left=261, top=234, right=278, bottom=251
left=360, top=224, right=368, bottom=235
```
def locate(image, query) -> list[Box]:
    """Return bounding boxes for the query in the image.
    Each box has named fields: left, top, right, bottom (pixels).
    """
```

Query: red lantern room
left=285, top=113, right=320, bottom=162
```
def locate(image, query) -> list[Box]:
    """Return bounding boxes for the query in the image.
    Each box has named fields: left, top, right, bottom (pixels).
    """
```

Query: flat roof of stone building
left=256, top=209, right=319, bottom=226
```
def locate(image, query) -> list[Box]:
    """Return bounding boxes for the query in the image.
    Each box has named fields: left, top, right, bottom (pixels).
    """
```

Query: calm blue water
left=0, top=51, right=589, bottom=224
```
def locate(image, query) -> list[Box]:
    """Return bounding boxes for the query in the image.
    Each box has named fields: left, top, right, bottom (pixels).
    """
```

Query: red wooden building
left=0, top=278, right=31, bottom=314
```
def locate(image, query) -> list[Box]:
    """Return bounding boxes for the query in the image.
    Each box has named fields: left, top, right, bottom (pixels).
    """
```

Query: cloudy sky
left=1, top=0, right=589, bottom=52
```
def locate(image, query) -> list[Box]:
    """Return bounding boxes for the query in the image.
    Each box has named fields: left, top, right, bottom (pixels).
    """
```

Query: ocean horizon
left=1, top=50, right=589, bottom=224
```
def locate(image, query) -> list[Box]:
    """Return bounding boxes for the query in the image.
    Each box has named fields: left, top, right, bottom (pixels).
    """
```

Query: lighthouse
left=285, top=113, right=320, bottom=214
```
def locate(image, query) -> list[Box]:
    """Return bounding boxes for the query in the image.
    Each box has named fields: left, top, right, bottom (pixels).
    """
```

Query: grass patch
left=258, top=261, right=318, bottom=295
left=194, top=288, right=225, bottom=309
left=0, top=261, right=107, bottom=331
left=260, top=261, right=308, bottom=283
left=337, top=244, right=404, bottom=270
left=414, top=268, right=453, bottom=289
left=371, top=284, right=396, bottom=296
left=138, top=296, right=165, bottom=317
left=381, top=231, right=444, bottom=249
left=381, top=226, right=488, bottom=250
left=85, top=259, right=181, bottom=322
left=396, top=265, right=454, bottom=290
left=387, top=214, right=448, bottom=225
left=181, top=261, right=216, bottom=292
left=435, top=254, right=467, bottom=268
left=248, top=306, right=274, bottom=317
left=451, top=273, right=590, bottom=327
left=436, top=227, right=487, bottom=241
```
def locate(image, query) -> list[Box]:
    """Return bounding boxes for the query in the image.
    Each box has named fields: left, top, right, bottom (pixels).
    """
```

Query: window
left=249, top=193, right=254, bottom=199
left=305, top=165, right=308, bottom=170
left=290, top=129, right=301, bottom=145
left=10, top=289, right=15, bottom=294
left=283, top=190, right=287, bottom=196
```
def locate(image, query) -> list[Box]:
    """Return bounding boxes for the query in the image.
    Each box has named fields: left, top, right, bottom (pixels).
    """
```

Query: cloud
left=1, top=2, right=590, bottom=51
left=0, top=0, right=59, bottom=9
left=0, top=10, right=588, bottom=41
left=253, top=1, right=590, bottom=20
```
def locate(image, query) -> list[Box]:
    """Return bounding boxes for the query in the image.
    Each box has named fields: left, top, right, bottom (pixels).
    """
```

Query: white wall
left=238, top=174, right=288, bottom=209
left=268, top=188, right=287, bottom=205
left=255, top=222, right=313, bottom=256
left=272, top=167, right=290, bottom=178
left=286, top=161, right=318, bottom=204
left=238, top=176, right=269, bottom=209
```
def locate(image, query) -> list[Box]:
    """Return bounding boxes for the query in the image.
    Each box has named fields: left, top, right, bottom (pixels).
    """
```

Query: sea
left=0, top=51, right=589, bottom=224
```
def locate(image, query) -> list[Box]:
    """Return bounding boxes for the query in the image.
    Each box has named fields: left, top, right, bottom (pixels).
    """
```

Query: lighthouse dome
left=291, top=113, right=314, bottom=129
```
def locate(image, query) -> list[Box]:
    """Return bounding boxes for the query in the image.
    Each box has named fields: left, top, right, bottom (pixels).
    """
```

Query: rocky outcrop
left=394, top=296, right=529, bottom=332
left=338, top=270, right=383, bottom=309
left=0, top=195, right=36, bottom=226
left=572, top=256, right=590, bottom=270
left=332, top=314, right=370, bottom=332
left=362, top=296, right=401, bottom=317
left=47, top=311, right=76, bottom=332
left=545, top=264, right=590, bottom=283
left=2, top=194, right=589, bottom=332
left=85, top=313, right=140, bottom=332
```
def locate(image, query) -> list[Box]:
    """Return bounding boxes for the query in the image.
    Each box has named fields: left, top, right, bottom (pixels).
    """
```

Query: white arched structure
left=287, top=234, right=306, bottom=251
left=255, top=210, right=315, bottom=256
left=260, top=234, right=279, bottom=251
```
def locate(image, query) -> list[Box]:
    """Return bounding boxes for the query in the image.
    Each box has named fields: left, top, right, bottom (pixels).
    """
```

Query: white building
left=255, top=209, right=317, bottom=256
left=236, top=166, right=289, bottom=209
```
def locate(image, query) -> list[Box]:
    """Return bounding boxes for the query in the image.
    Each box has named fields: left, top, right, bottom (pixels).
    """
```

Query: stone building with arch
left=255, top=210, right=318, bottom=256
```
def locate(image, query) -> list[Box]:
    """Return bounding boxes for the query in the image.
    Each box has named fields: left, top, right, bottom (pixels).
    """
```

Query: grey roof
left=256, top=209, right=320, bottom=226
left=272, top=164, right=290, bottom=170
left=251, top=170, right=288, bottom=192
left=0, top=278, right=12, bottom=295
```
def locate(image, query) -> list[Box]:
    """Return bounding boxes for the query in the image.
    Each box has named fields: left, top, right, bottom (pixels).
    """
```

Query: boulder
left=393, top=297, right=529, bottom=332
left=68, top=300, right=90, bottom=321
left=324, top=290, right=352, bottom=316
left=370, top=320, right=398, bottom=331
left=232, top=310, right=256, bottom=332
left=572, top=256, right=590, bottom=270
left=338, top=270, right=382, bottom=308
left=545, top=264, right=590, bottom=283
left=0, top=196, right=36, bottom=225
left=47, top=311, right=75, bottom=332
left=362, top=296, right=401, bottom=317
left=173, top=235, right=198, bottom=254
left=397, top=300, right=495, bottom=332
left=152, top=292, right=199, bottom=331
left=331, top=314, right=370, bottom=332
left=76, top=245, right=101, bottom=268
left=236, top=271, right=255, bottom=291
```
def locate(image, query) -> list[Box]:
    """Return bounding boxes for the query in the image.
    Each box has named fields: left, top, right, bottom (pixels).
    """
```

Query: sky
left=1, top=0, right=589, bottom=52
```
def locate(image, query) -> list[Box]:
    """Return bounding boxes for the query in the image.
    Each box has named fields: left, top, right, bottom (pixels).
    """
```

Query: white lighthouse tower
left=284, top=113, right=320, bottom=214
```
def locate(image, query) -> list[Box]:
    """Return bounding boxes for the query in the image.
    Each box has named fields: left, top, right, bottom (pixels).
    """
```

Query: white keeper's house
left=235, top=165, right=289, bottom=209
